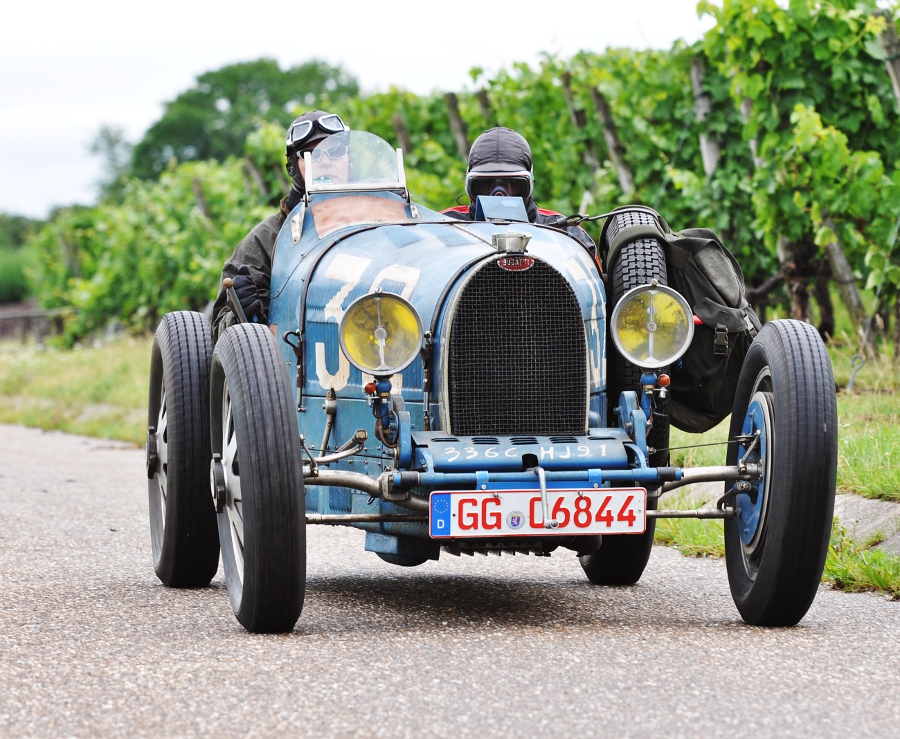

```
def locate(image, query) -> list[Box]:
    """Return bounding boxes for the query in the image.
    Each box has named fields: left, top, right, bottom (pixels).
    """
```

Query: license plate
left=429, top=488, right=646, bottom=538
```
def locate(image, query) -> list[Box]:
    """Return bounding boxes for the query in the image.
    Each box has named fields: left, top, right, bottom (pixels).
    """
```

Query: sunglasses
left=286, top=114, right=347, bottom=149
left=309, top=143, right=349, bottom=161
left=468, top=176, right=531, bottom=198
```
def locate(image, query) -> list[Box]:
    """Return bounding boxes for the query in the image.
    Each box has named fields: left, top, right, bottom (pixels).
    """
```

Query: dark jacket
left=444, top=197, right=596, bottom=253
left=211, top=202, right=288, bottom=341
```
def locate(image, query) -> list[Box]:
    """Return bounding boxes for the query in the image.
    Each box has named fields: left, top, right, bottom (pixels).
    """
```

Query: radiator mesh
left=447, top=258, right=587, bottom=435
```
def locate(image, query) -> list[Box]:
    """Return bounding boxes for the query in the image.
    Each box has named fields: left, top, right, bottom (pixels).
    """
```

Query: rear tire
left=376, top=553, right=430, bottom=567
left=578, top=498, right=657, bottom=585
left=211, top=324, right=306, bottom=633
left=724, top=320, right=837, bottom=626
left=147, top=311, right=219, bottom=587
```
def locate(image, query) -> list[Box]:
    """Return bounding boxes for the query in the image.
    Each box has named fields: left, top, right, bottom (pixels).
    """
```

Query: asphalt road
left=2, top=423, right=899, bottom=738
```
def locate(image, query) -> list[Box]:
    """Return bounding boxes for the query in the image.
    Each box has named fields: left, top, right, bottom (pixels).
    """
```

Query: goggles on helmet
left=286, top=113, right=348, bottom=151
left=310, top=142, right=349, bottom=162
left=466, top=170, right=534, bottom=200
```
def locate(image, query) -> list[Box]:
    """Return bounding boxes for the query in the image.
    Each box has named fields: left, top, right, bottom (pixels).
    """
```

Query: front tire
left=724, top=320, right=837, bottom=626
left=147, top=311, right=219, bottom=587
left=211, top=324, right=306, bottom=633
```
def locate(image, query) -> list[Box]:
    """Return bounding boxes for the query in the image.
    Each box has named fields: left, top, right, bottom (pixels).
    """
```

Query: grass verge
left=0, top=336, right=151, bottom=445
left=653, top=490, right=726, bottom=558
left=669, top=357, right=900, bottom=503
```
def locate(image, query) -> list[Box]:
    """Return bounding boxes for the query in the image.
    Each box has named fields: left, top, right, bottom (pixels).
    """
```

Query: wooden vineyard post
left=242, top=159, right=269, bottom=198
left=742, top=91, right=811, bottom=324
left=58, top=234, right=82, bottom=279
left=777, top=236, right=811, bottom=323
left=444, top=92, right=470, bottom=160
left=589, top=87, right=634, bottom=197
left=690, top=56, right=720, bottom=178
left=391, top=112, right=413, bottom=156
left=877, top=10, right=900, bottom=112
left=739, top=97, right=765, bottom=170
left=476, top=89, right=493, bottom=126
left=191, top=179, right=213, bottom=222
left=875, top=10, right=899, bottom=356
left=561, top=72, right=600, bottom=172
left=822, top=217, right=878, bottom=356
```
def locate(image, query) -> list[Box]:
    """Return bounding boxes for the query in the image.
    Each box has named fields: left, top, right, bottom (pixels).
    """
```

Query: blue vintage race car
left=146, top=131, right=838, bottom=633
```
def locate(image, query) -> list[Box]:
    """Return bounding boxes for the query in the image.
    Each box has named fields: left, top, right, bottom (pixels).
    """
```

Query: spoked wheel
left=582, top=210, right=667, bottom=586
left=724, top=320, right=837, bottom=626
left=211, top=323, right=306, bottom=633
left=147, top=311, right=219, bottom=587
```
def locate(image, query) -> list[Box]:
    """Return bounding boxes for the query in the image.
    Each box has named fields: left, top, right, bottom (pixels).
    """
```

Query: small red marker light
left=364, top=382, right=377, bottom=395
left=658, top=374, right=671, bottom=387
left=693, top=315, right=703, bottom=325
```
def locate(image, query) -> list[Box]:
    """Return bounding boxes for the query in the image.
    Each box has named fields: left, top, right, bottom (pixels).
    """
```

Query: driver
left=211, top=110, right=349, bottom=340
left=445, top=127, right=595, bottom=252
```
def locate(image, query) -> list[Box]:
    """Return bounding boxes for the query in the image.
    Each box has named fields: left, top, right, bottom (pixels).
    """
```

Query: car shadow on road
left=299, top=569, right=740, bottom=634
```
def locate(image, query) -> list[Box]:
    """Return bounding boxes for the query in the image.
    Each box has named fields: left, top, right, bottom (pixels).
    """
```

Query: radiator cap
left=492, top=232, right=532, bottom=253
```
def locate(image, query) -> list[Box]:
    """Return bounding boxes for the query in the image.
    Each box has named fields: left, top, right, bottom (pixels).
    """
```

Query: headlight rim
left=610, top=283, right=694, bottom=370
left=338, top=291, right=424, bottom=377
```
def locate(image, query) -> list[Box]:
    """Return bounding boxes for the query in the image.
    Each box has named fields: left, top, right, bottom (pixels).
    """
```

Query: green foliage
left=131, top=59, right=359, bottom=179
left=30, top=160, right=269, bottom=342
left=22, top=1, right=900, bottom=340
left=0, top=247, right=33, bottom=303
left=335, top=88, right=467, bottom=210
left=244, top=120, right=292, bottom=207
left=0, top=212, right=41, bottom=303
left=88, top=125, right=134, bottom=201
left=701, top=0, right=900, bottom=288
left=753, top=103, right=899, bottom=266
left=0, top=212, right=41, bottom=251
left=700, top=0, right=899, bottom=160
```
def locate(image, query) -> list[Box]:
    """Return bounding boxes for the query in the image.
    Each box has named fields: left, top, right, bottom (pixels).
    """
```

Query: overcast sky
left=1, top=0, right=716, bottom=219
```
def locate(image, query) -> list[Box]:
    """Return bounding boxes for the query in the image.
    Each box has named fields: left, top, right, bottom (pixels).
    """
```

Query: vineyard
left=22, top=0, right=900, bottom=346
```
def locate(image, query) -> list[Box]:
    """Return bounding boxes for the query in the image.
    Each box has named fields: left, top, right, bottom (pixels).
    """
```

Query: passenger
left=211, top=110, right=349, bottom=339
left=444, top=127, right=595, bottom=252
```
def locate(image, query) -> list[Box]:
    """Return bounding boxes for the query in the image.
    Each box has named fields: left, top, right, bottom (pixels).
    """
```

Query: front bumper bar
left=302, top=463, right=758, bottom=514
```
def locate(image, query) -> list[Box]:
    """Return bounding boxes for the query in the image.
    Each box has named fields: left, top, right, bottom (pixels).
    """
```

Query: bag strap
left=714, top=312, right=730, bottom=356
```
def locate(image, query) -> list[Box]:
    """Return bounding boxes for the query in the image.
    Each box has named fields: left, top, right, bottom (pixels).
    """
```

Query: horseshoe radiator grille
left=446, top=257, right=587, bottom=436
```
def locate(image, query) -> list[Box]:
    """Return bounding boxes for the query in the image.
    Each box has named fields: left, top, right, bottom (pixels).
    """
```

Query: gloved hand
left=231, top=265, right=265, bottom=323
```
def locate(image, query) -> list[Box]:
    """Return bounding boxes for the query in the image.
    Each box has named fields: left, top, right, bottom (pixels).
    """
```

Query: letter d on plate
left=430, top=493, right=452, bottom=537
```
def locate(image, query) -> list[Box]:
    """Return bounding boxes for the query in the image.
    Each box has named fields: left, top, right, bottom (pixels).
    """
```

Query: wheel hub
left=210, top=453, right=227, bottom=513
left=146, top=426, right=158, bottom=479
left=736, top=391, right=772, bottom=551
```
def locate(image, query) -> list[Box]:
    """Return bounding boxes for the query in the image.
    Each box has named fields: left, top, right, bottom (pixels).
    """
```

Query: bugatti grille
left=447, top=258, right=587, bottom=435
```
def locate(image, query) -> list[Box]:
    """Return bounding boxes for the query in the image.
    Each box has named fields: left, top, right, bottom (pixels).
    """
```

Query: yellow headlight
left=611, top=284, right=694, bottom=369
left=339, top=292, right=424, bottom=376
